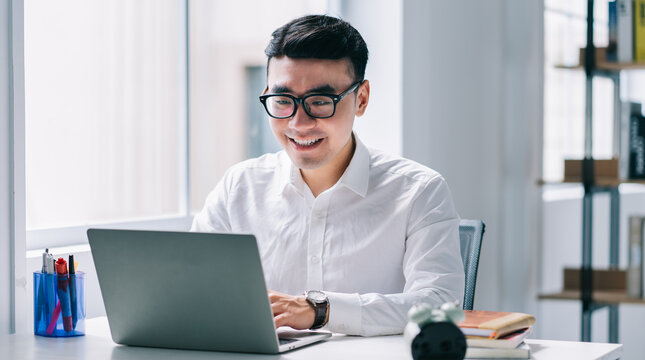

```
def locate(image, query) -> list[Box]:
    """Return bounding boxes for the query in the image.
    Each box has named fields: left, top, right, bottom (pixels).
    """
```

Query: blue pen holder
left=33, top=271, right=86, bottom=337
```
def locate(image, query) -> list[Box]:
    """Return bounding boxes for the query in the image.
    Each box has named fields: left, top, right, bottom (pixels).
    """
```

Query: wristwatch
left=305, top=290, right=329, bottom=329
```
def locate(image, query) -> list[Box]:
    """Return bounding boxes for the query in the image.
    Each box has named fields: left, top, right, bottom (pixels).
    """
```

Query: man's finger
left=274, top=313, right=290, bottom=328
left=271, top=301, right=287, bottom=315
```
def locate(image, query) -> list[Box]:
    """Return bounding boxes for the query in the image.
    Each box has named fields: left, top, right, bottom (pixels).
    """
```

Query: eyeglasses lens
left=266, top=96, right=295, bottom=118
left=304, top=96, right=334, bottom=118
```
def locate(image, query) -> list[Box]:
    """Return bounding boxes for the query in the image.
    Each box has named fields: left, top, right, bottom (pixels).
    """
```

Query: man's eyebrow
left=269, top=84, right=337, bottom=95
left=270, top=85, right=292, bottom=93
left=307, top=84, right=336, bottom=93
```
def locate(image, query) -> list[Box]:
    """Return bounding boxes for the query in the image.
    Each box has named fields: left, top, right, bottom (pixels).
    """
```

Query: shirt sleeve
left=190, top=168, right=233, bottom=233
left=322, top=176, right=465, bottom=336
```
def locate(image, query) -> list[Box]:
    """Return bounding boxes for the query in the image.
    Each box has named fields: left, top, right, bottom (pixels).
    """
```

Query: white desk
left=1, top=317, right=623, bottom=360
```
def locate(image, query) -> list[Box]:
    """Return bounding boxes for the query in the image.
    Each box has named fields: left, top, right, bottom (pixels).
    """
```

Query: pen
left=46, top=254, right=55, bottom=274
left=55, top=258, right=73, bottom=332
left=44, top=254, right=58, bottom=335
left=46, top=253, right=53, bottom=273
left=46, top=301, right=61, bottom=335
left=36, top=249, right=48, bottom=322
left=68, top=254, right=77, bottom=329
left=42, top=249, right=48, bottom=273
left=45, top=253, right=56, bottom=322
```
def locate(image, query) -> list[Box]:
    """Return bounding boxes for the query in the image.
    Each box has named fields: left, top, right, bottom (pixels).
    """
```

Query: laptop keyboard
left=279, top=337, right=299, bottom=345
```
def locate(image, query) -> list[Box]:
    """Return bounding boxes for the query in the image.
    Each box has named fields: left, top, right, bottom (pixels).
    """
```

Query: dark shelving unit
left=538, top=0, right=645, bottom=344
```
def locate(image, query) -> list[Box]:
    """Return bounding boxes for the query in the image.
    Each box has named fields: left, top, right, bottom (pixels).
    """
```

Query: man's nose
left=288, top=105, right=317, bottom=130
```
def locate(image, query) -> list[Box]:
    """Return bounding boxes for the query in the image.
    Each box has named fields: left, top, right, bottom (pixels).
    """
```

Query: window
left=543, top=0, right=613, bottom=182
left=25, top=0, right=329, bottom=249
left=25, top=0, right=187, bottom=233
left=543, top=0, right=645, bottom=183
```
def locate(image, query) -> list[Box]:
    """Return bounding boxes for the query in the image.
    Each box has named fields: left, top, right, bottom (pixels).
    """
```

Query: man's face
left=265, top=56, right=367, bottom=171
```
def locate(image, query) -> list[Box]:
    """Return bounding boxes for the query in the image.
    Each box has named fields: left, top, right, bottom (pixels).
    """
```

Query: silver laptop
left=87, top=229, right=331, bottom=354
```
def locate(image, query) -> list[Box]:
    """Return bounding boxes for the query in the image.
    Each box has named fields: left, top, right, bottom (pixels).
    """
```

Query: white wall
left=344, top=0, right=543, bottom=313
left=401, top=0, right=543, bottom=313
left=1, top=0, right=13, bottom=334
left=341, top=0, right=402, bottom=156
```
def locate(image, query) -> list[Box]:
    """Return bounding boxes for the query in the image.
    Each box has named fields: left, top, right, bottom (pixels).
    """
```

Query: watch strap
left=305, top=292, right=329, bottom=329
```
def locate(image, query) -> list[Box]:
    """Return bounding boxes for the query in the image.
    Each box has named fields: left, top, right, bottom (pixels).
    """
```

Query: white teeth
left=292, top=138, right=320, bottom=146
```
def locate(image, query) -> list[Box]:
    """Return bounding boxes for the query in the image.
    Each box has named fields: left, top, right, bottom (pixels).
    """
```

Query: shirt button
left=313, top=211, right=324, bottom=218
left=311, top=256, right=320, bottom=264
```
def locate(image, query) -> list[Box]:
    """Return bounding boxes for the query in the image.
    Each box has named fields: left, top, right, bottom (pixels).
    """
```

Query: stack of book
left=607, top=0, right=645, bottom=63
left=629, top=215, right=645, bottom=298
left=627, top=103, right=645, bottom=179
left=457, top=310, right=536, bottom=359
left=563, top=102, right=644, bottom=182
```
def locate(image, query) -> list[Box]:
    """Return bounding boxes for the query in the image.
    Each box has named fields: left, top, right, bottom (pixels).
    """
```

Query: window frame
left=27, top=215, right=194, bottom=250
left=24, top=0, right=192, bottom=251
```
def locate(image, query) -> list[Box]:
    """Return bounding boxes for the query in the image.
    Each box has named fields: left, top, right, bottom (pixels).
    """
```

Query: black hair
left=265, top=15, right=369, bottom=82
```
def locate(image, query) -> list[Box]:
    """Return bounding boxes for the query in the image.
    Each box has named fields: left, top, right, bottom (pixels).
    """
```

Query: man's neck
left=300, top=135, right=356, bottom=198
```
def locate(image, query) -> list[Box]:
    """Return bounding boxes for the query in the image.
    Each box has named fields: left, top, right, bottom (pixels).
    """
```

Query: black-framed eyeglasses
left=259, top=81, right=362, bottom=119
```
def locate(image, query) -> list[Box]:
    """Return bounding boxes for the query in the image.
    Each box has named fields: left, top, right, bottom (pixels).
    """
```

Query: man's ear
left=355, top=80, right=370, bottom=117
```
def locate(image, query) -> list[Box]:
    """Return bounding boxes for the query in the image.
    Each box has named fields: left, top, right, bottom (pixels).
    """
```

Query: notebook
left=87, top=229, right=331, bottom=354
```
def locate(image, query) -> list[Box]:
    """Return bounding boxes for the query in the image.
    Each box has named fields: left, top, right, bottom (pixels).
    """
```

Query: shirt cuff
left=323, top=291, right=362, bottom=335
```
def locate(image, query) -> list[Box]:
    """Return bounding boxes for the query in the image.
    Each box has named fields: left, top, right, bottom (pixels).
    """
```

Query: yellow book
left=636, top=0, right=645, bottom=62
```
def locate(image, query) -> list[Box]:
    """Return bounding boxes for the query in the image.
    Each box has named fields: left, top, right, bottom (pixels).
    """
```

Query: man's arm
left=268, top=176, right=464, bottom=336
left=190, top=169, right=232, bottom=233
left=325, top=220, right=463, bottom=336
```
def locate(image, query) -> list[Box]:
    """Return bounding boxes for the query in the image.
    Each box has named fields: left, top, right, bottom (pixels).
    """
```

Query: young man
left=191, top=15, right=464, bottom=336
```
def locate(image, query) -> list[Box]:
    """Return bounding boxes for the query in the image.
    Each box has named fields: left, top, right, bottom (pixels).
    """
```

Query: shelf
left=546, top=12, right=632, bottom=343
left=539, top=291, right=645, bottom=305
left=554, top=47, right=645, bottom=72
left=538, top=179, right=645, bottom=187
left=555, top=62, right=645, bottom=72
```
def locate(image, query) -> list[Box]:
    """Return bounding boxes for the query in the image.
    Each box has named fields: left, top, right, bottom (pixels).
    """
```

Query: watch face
left=307, top=290, right=327, bottom=302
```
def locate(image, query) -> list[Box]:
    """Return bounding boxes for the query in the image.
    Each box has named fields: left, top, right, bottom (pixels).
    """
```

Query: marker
left=68, top=255, right=77, bottom=329
left=55, top=258, right=73, bottom=332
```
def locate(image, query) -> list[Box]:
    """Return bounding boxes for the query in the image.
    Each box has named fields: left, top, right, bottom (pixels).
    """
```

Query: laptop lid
left=88, top=229, right=328, bottom=354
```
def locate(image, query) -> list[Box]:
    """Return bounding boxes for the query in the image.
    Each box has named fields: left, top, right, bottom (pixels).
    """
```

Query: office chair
left=458, top=219, right=485, bottom=311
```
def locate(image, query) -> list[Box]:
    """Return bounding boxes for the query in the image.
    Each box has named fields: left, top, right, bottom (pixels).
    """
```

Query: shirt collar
left=279, top=151, right=301, bottom=196
left=338, top=134, right=370, bottom=198
left=279, top=133, right=370, bottom=198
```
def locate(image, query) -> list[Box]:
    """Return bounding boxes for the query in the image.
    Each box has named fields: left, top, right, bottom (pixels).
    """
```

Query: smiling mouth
left=289, top=137, right=324, bottom=147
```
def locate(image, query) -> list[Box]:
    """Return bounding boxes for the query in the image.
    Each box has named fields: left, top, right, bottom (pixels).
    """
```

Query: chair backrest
left=458, top=219, right=485, bottom=310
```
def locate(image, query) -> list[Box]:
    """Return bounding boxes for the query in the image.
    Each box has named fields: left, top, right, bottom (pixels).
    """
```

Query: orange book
left=457, top=310, right=536, bottom=339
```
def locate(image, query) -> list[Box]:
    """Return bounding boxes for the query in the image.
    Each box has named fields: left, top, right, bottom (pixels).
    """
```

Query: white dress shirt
left=191, top=135, right=464, bottom=336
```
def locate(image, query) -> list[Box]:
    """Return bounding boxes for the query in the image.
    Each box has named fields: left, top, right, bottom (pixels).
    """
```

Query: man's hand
left=268, top=290, right=315, bottom=329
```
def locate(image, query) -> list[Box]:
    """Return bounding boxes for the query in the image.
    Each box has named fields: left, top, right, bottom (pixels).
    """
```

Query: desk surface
left=1, top=317, right=623, bottom=360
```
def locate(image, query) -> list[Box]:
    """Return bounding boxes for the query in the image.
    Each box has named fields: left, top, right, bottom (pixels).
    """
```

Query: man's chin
left=286, top=153, right=327, bottom=171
